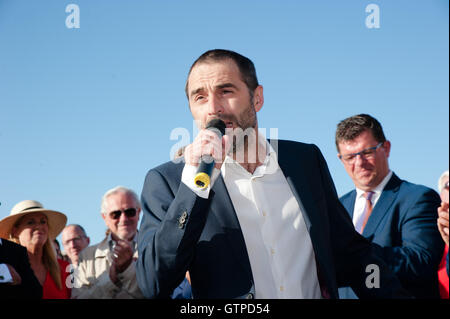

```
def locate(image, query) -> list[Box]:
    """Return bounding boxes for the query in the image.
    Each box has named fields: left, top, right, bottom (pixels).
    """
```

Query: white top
left=181, top=136, right=322, bottom=299
left=0, top=238, right=14, bottom=283
left=353, top=170, right=393, bottom=231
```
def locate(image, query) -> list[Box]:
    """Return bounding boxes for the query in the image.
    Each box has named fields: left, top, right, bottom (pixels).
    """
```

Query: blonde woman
left=0, top=200, right=71, bottom=298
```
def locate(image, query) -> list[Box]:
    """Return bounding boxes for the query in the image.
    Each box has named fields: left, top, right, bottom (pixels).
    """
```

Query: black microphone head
left=206, top=119, right=226, bottom=137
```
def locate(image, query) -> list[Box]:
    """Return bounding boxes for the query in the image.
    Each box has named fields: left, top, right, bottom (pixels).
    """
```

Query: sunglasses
left=108, top=208, right=138, bottom=220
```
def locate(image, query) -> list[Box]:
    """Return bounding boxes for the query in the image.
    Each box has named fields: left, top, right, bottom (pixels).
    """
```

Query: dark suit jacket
left=339, top=173, right=443, bottom=299
left=0, top=239, right=42, bottom=299
left=137, top=140, right=410, bottom=299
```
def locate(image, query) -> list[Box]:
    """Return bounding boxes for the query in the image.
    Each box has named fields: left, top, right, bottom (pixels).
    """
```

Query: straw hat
left=0, top=200, right=67, bottom=240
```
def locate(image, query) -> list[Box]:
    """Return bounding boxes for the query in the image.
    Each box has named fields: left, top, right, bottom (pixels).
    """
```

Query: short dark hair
left=185, top=49, right=259, bottom=99
left=335, top=114, right=386, bottom=152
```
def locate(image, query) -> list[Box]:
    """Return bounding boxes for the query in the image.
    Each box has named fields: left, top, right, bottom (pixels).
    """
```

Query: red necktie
left=360, top=191, right=374, bottom=233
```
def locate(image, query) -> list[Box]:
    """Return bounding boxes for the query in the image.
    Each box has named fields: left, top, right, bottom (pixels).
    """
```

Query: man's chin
left=354, top=176, right=375, bottom=189
left=358, top=181, right=377, bottom=191
left=117, top=231, right=135, bottom=241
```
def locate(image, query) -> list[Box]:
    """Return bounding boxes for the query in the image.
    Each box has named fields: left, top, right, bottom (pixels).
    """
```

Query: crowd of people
left=0, top=49, right=448, bottom=299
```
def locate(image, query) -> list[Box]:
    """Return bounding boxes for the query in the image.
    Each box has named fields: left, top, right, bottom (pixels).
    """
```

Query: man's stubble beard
left=198, top=97, right=259, bottom=163
left=226, top=102, right=258, bottom=163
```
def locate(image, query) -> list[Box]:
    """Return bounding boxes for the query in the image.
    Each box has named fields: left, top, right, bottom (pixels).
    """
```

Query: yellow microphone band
left=194, top=172, right=210, bottom=189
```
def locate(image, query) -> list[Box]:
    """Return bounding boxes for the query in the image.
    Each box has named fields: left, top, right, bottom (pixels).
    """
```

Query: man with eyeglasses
left=61, top=224, right=90, bottom=266
left=336, top=114, right=444, bottom=299
left=72, top=186, right=145, bottom=298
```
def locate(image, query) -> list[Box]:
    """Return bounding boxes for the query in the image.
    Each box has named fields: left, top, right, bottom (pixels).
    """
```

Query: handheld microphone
left=194, top=119, right=226, bottom=189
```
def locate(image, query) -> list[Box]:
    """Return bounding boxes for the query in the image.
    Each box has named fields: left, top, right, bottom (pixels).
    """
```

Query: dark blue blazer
left=137, top=140, right=410, bottom=299
left=339, top=173, right=443, bottom=299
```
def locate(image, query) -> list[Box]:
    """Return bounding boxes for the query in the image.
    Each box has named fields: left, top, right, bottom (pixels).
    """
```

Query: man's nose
left=354, top=153, right=369, bottom=166
left=119, top=211, right=130, bottom=222
left=64, top=240, right=74, bottom=249
left=207, top=94, right=224, bottom=116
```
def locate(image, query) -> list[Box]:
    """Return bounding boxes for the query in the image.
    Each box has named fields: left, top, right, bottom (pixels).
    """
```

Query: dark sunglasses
left=108, top=208, right=137, bottom=220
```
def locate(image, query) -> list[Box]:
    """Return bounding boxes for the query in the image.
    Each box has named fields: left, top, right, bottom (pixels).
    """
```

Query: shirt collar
left=221, top=133, right=278, bottom=178
left=356, top=170, right=393, bottom=198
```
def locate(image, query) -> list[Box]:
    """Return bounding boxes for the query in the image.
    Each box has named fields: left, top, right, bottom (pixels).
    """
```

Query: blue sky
left=0, top=0, right=448, bottom=246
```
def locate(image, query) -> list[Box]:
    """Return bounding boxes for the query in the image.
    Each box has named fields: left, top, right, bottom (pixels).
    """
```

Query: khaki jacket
left=71, top=236, right=144, bottom=299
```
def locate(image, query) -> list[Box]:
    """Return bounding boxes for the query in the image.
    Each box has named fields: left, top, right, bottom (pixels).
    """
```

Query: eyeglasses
left=108, top=208, right=138, bottom=220
left=339, top=142, right=383, bottom=164
left=445, top=181, right=449, bottom=190
left=63, top=236, right=86, bottom=246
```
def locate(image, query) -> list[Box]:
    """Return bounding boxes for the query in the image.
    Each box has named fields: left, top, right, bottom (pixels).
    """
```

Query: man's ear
left=336, top=144, right=343, bottom=161
left=383, top=140, right=391, bottom=158
left=253, top=85, right=264, bottom=112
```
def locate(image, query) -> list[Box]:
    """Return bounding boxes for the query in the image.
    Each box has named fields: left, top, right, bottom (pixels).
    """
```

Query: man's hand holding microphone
left=184, top=119, right=230, bottom=189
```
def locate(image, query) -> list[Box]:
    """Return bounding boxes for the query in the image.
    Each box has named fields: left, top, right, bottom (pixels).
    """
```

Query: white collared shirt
left=353, top=170, right=393, bottom=230
left=181, top=136, right=322, bottom=299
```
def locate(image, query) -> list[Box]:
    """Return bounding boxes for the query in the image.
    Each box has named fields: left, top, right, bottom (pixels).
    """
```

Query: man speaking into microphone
left=193, top=118, right=227, bottom=189
left=137, top=49, right=410, bottom=299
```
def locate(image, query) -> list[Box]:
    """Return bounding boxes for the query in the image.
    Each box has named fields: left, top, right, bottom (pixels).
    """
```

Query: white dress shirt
left=0, top=238, right=14, bottom=283
left=352, top=170, right=393, bottom=230
left=181, top=136, right=322, bottom=299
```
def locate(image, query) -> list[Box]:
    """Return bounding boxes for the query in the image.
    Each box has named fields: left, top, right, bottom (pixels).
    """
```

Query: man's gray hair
left=438, top=170, right=449, bottom=193
left=100, top=186, right=141, bottom=214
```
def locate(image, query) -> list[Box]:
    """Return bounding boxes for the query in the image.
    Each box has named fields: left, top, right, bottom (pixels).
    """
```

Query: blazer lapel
left=276, top=141, right=334, bottom=297
left=209, top=175, right=253, bottom=280
left=275, top=141, right=322, bottom=237
left=363, top=174, right=401, bottom=236
left=342, top=191, right=357, bottom=219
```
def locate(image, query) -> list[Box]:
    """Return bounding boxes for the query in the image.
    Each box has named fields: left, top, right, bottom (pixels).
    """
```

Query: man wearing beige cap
left=71, top=186, right=144, bottom=299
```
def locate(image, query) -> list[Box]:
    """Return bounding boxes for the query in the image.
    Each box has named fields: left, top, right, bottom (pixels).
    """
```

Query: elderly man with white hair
left=72, top=186, right=144, bottom=299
